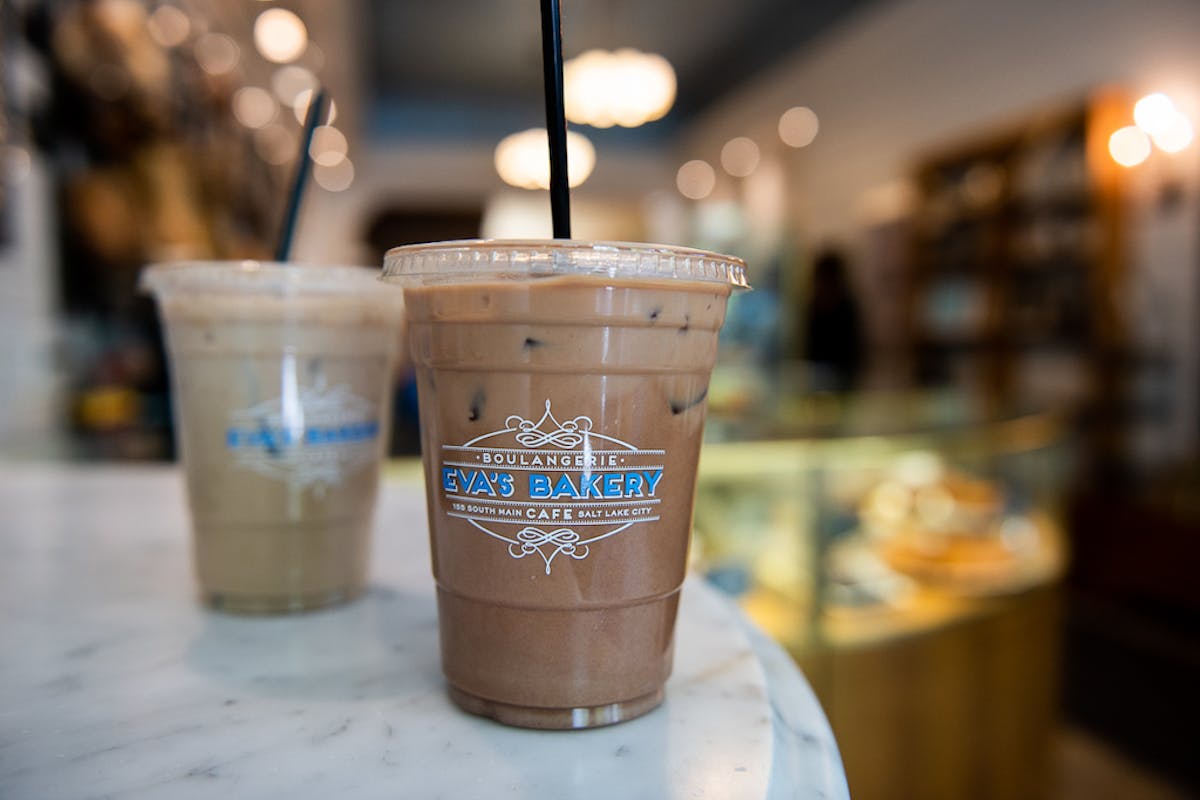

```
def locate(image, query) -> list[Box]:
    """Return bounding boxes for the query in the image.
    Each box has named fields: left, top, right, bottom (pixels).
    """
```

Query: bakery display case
left=693, top=375, right=1071, bottom=799
left=692, top=374, right=1070, bottom=653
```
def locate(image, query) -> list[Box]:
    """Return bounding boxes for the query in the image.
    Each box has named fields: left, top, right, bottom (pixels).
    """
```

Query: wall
left=681, top=0, right=1200, bottom=460
left=0, top=154, right=63, bottom=453
left=293, top=142, right=674, bottom=266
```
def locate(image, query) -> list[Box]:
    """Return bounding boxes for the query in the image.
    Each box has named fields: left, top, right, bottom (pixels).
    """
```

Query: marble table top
left=0, top=463, right=848, bottom=800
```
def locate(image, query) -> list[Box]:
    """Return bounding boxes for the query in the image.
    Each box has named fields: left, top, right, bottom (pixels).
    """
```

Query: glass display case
left=692, top=366, right=1070, bottom=654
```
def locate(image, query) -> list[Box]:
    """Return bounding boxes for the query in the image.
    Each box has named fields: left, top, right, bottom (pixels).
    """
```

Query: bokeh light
left=720, top=137, right=761, bottom=177
left=314, top=158, right=355, bottom=192
left=253, top=8, right=308, bottom=64
left=232, top=86, right=277, bottom=130
left=1152, top=114, right=1194, bottom=153
left=494, top=128, right=596, bottom=190
left=292, top=89, right=337, bottom=125
left=676, top=159, right=716, bottom=200
left=1133, top=93, right=1177, bottom=137
left=779, top=106, right=819, bottom=148
left=272, top=65, right=317, bottom=106
left=309, top=125, right=348, bottom=167
left=147, top=5, right=190, bottom=48
left=193, top=33, right=239, bottom=76
left=564, top=49, right=676, bottom=128
left=1108, top=125, right=1151, bottom=167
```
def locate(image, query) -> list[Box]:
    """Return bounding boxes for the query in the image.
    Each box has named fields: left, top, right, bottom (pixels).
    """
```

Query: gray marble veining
left=0, top=463, right=847, bottom=799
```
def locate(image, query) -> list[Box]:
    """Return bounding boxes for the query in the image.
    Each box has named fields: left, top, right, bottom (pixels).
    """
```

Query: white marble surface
left=0, top=463, right=848, bottom=800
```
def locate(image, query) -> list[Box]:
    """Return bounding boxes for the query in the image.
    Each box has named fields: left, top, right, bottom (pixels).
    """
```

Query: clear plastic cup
left=141, top=261, right=405, bottom=614
left=382, top=240, right=748, bottom=728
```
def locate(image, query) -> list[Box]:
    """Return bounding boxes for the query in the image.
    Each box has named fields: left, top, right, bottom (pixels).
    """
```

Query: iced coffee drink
left=383, top=240, right=747, bottom=728
left=142, top=262, right=405, bottom=613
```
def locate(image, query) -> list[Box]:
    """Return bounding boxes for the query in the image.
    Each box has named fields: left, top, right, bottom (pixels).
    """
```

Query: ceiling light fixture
left=494, top=128, right=596, bottom=190
left=563, top=48, right=676, bottom=129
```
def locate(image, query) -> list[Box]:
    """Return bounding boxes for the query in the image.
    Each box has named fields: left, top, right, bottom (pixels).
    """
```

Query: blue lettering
left=256, top=428, right=277, bottom=451
left=529, top=473, right=551, bottom=498
left=466, top=470, right=497, bottom=497
left=442, top=466, right=458, bottom=493
left=551, top=474, right=580, bottom=499
left=643, top=470, right=663, bottom=495
left=580, top=472, right=605, bottom=499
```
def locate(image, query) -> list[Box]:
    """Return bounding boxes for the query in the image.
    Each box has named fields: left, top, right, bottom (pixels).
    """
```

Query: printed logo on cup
left=440, top=400, right=664, bottom=574
left=225, top=377, right=380, bottom=491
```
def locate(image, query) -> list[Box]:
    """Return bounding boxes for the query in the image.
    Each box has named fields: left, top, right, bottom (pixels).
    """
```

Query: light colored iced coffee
left=142, top=262, right=405, bottom=613
left=383, top=240, right=747, bottom=728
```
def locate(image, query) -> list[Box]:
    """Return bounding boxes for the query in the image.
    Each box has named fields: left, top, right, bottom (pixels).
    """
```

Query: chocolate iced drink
left=143, top=262, right=404, bottom=614
left=385, top=240, right=746, bottom=729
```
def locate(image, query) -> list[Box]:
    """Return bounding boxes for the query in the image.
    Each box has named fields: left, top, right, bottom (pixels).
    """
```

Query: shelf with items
left=904, top=94, right=1132, bottom=451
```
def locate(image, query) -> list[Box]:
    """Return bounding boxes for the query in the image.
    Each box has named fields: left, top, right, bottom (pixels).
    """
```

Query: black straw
left=274, top=89, right=328, bottom=262
left=540, top=0, right=571, bottom=238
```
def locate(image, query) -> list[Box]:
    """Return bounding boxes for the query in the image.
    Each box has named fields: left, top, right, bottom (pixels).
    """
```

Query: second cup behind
left=143, top=261, right=405, bottom=614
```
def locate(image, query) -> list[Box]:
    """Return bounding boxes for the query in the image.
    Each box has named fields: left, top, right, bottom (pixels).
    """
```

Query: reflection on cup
left=141, top=261, right=405, bottom=614
left=382, top=240, right=747, bottom=729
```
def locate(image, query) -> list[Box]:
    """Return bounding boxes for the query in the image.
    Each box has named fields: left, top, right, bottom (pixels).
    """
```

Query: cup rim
left=381, top=239, right=750, bottom=290
left=139, top=260, right=383, bottom=296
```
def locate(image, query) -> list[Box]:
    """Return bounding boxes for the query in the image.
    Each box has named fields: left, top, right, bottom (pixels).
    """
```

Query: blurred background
left=1, top=0, right=1198, bottom=797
